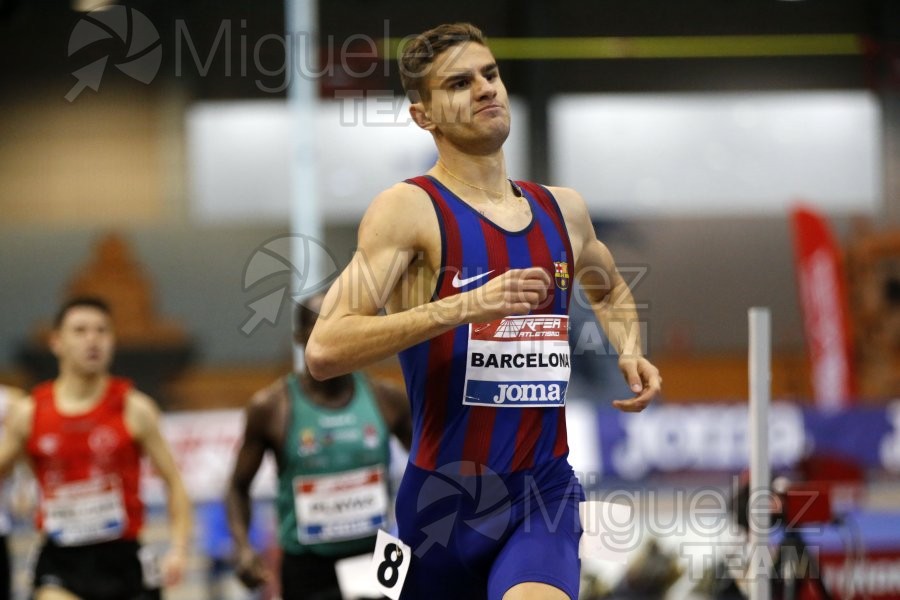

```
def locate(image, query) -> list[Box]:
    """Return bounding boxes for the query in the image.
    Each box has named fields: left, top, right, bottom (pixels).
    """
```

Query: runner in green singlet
left=226, top=294, right=411, bottom=600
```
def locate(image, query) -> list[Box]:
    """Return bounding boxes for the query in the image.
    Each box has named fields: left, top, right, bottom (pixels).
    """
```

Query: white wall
left=188, top=92, right=882, bottom=223
left=549, top=91, right=882, bottom=217
left=187, top=97, right=531, bottom=224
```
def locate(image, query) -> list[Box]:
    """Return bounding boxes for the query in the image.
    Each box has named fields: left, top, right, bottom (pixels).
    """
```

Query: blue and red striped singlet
left=399, top=175, right=575, bottom=475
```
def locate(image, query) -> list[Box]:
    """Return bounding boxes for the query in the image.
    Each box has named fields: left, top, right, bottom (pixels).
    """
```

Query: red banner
left=791, top=204, right=856, bottom=409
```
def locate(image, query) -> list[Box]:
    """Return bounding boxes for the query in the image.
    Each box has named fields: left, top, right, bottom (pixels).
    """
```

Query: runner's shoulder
left=360, top=182, right=436, bottom=247
left=544, top=185, right=593, bottom=236
left=247, top=377, right=289, bottom=415
left=367, top=182, right=432, bottom=217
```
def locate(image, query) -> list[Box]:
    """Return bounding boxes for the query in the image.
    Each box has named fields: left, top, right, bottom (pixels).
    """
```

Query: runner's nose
left=473, top=74, right=497, bottom=102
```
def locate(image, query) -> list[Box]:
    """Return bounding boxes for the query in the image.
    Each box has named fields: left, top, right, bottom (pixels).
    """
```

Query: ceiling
left=0, top=0, right=897, bottom=100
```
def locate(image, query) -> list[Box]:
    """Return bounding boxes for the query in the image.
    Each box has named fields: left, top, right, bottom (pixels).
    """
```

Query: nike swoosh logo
left=451, top=270, right=494, bottom=288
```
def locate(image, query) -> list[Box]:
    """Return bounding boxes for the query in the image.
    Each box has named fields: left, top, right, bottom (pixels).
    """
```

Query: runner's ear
left=410, top=103, right=435, bottom=131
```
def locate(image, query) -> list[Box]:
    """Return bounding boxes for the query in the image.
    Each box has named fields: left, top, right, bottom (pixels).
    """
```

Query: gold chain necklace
left=437, top=160, right=510, bottom=201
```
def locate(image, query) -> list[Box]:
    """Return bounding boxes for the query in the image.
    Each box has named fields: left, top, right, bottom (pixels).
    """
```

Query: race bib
left=43, top=475, right=127, bottom=546
left=464, top=315, right=570, bottom=407
left=370, top=529, right=411, bottom=600
left=294, top=465, right=388, bottom=544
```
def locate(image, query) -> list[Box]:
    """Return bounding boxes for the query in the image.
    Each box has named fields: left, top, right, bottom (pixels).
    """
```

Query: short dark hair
left=294, top=294, right=323, bottom=335
left=53, top=296, right=112, bottom=329
left=398, top=22, right=487, bottom=102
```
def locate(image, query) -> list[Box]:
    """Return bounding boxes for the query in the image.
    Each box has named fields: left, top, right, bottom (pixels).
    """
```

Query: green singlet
left=276, top=373, right=390, bottom=556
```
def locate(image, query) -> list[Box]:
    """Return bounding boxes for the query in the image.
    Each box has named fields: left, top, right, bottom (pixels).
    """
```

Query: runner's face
left=424, top=42, right=510, bottom=154
left=51, top=307, right=114, bottom=376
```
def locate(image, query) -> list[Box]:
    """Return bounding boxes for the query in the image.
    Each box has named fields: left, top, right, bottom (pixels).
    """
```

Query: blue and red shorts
left=395, top=456, right=584, bottom=600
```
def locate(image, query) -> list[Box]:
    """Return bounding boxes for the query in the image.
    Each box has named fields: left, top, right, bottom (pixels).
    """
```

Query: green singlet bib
left=276, top=373, right=390, bottom=556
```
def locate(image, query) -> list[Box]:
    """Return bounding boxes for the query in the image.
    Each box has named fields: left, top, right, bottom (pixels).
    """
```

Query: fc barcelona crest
left=554, top=261, right=570, bottom=290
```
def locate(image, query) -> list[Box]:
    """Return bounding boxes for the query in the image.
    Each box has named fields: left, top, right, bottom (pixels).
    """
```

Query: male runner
left=0, top=297, right=192, bottom=600
left=226, top=294, right=411, bottom=600
left=306, top=23, right=661, bottom=600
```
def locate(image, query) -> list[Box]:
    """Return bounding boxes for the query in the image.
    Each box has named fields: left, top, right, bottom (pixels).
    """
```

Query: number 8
left=377, top=542, right=403, bottom=588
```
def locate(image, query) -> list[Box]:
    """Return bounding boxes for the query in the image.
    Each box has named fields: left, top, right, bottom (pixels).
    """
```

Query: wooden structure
left=19, top=233, right=192, bottom=404
left=64, top=233, right=187, bottom=346
left=846, top=221, right=900, bottom=399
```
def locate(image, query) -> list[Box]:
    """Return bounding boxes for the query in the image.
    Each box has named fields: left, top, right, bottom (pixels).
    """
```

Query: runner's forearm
left=307, top=299, right=463, bottom=379
left=225, top=485, right=253, bottom=551
left=595, top=280, right=644, bottom=359
left=167, top=482, right=193, bottom=550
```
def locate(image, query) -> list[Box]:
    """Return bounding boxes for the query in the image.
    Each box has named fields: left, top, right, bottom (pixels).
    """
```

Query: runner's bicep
left=320, top=219, right=418, bottom=320
left=576, top=238, right=624, bottom=305
left=229, top=430, right=267, bottom=491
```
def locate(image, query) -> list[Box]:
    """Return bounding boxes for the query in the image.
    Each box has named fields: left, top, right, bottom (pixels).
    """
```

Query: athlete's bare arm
left=125, top=391, right=192, bottom=585
left=0, top=395, right=33, bottom=479
left=371, top=379, right=412, bottom=450
left=307, top=183, right=552, bottom=380
left=225, top=389, right=278, bottom=589
left=551, top=186, right=661, bottom=412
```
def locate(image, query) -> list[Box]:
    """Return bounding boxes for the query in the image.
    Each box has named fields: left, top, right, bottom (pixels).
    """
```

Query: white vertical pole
left=748, top=307, right=771, bottom=600
left=287, top=0, right=321, bottom=371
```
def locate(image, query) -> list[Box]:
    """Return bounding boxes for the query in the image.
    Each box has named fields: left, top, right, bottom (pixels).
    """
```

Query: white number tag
left=370, top=529, right=411, bottom=600
left=294, top=465, right=388, bottom=543
left=463, top=316, right=570, bottom=407
left=43, top=476, right=127, bottom=546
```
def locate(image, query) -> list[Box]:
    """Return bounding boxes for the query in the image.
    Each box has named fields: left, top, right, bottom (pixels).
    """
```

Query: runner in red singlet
left=0, top=297, right=192, bottom=600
